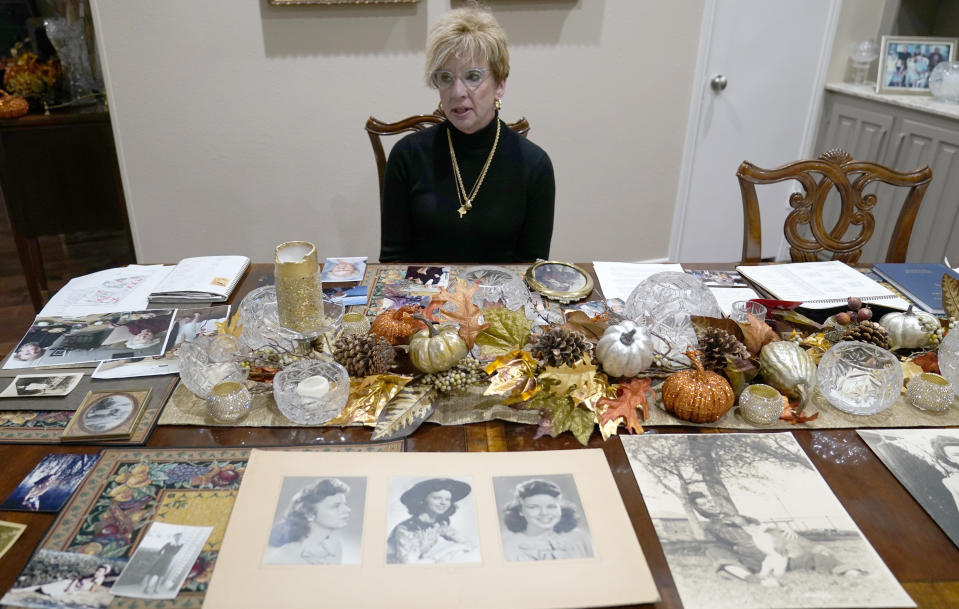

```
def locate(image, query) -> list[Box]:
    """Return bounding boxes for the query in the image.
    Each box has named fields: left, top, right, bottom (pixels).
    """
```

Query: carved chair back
left=365, top=109, right=530, bottom=210
left=737, top=148, right=933, bottom=264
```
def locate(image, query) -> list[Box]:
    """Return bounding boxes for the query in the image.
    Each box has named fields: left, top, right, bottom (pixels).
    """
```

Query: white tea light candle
left=297, top=375, right=331, bottom=400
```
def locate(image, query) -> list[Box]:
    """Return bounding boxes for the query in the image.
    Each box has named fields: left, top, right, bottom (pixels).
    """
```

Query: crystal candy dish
left=272, top=356, right=350, bottom=425
left=238, top=285, right=344, bottom=352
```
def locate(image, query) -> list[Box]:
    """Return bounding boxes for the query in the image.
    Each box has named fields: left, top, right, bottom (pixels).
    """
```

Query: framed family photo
left=60, top=389, right=152, bottom=442
left=877, top=35, right=957, bottom=94
left=524, top=260, right=593, bottom=303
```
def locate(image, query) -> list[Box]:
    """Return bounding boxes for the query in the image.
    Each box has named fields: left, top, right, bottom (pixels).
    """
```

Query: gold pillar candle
left=274, top=241, right=324, bottom=333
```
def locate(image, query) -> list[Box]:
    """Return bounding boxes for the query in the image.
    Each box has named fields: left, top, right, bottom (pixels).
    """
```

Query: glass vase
left=929, top=61, right=959, bottom=104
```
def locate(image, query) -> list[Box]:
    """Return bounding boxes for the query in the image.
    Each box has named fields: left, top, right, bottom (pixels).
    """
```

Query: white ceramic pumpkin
left=595, top=320, right=655, bottom=378
left=879, top=305, right=940, bottom=350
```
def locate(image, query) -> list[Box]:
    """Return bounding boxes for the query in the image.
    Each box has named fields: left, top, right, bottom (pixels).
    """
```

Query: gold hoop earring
left=494, top=98, right=502, bottom=111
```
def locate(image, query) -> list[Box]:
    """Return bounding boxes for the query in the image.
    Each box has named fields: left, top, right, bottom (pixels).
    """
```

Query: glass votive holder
left=206, top=381, right=252, bottom=423
left=177, top=334, right=249, bottom=399
left=905, top=373, right=954, bottom=413
left=272, top=356, right=350, bottom=425
left=817, top=341, right=903, bottom=415
left=341, top=312, right=371, bottom=337
left=738, top=383, right=784, bottom=425
left=731, top=300, right=768, bottom=323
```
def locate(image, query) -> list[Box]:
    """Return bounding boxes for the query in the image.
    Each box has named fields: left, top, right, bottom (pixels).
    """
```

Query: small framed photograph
left=0, top=373, right=83, bottom=398
left=525, top=261, right=594, bottom=303
left=877, top=35, right=957, bottom=94
left=0, top=519, right=26, bottom=560
left=60, top=389, right=152, bottom=442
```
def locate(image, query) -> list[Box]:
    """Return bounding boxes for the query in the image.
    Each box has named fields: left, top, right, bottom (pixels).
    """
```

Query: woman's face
left=425, top=489, right=452, bottom=515
left=437, top=55, right=506, bottom=135
left=520, top=493, right=562, bottom=533
left=313, top=492, right=351, bottom=529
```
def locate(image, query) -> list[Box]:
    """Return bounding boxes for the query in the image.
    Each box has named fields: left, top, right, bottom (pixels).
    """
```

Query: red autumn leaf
left=912, top=351, right=940, bottom=374
left=597, top=378, right=656, bottom=434
left=780, top=399, right=819, bottom=424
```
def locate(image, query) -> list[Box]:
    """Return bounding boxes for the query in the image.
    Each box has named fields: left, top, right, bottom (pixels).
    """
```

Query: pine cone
left=530, top=327, right=593, bottom=367
left=840, top=320, right=890, bottom=350
left=333, top=333, right=396, bottom=377
left=696, top=327, right=749, bottom=371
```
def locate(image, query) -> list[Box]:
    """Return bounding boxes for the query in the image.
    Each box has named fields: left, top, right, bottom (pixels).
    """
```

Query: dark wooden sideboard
left=0, top=106, right=135, bottom=311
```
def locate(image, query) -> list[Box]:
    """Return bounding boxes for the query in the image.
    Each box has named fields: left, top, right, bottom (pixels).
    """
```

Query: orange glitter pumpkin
left=370, top=305, right=426, bottom=345
left=661, top=348, right=735, bottom=423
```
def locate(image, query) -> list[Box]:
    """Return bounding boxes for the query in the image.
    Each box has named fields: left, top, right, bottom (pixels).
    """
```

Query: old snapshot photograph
left=492, top=474, right=595, bottom=562
left=263, top=476, right=367, bottom=566
left=860, top=429, right=959, bottom=548
left=621, top=433, right=914, bottom=609
left=0, top=373, right=83, bottom=398
left=4, top=310, right=175, bottom=370
left=60, top=389, right=151, bottom=442
left=0, top=549, right=126, bottom=609
left=0, top=453, right=100, bottom=512
left=386, top=476, right=480, bottom=565
left=111, top=522, right=212, bottom=600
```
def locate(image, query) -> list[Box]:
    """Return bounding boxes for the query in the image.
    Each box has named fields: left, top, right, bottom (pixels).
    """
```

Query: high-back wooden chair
left=737, top=148, right=933, bottom=264
left=364, top=109, right=530, bottom=209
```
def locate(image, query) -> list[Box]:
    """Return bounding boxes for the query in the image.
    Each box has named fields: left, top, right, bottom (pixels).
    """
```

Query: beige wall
left=826, top=0, right=886, bottom=83
left=91, top=0, right=704, bottom=264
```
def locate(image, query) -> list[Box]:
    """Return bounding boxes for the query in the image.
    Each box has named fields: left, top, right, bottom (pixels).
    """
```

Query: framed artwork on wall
left=877, top=35, right=957, bottom=95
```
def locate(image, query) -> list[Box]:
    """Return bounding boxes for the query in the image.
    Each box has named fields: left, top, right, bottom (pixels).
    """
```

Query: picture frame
left=60, top=389, right=152, bottom=442
left=876, top=35, right=957, bottom=95
left=524, top=260, right=593, bottom=303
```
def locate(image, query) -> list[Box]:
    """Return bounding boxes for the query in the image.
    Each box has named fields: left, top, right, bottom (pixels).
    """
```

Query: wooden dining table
left=1, top=263, right=957, bottom=609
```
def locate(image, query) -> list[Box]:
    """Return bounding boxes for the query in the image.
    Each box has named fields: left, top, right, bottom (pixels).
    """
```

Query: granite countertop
left=826, top=82, right=959, bottom=121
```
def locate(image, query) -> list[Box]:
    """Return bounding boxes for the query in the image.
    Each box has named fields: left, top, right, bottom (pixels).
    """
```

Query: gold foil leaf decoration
left=433, top=278, right=490, bottom=349
left=216, top=315, right=243, bottom=338
left=475, top=307, right=533, bottom=357
left=944, top=274, right=959, bottom=322
left=539, top=355, right=598, bottom=398
left=371, top=385, right=436, bottom=440
left=484, top=350, right=540, bottom=405
left=326, top=374, right=412, bottom=426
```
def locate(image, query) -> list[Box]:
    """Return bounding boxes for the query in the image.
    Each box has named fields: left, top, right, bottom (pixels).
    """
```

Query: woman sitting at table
left=379, top=3, right=555, bottom=264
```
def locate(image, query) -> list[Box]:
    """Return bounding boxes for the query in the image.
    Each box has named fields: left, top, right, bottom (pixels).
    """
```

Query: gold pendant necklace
left=448, top=119, right=501, bottom=218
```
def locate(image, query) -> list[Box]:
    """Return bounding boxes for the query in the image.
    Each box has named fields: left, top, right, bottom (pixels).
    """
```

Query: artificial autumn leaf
left=569, top=370, right=613, bottom=412
left=433, top=278, right=489, bottom=349
left=723, top=357, right=759, bottom=396
left=597, top=378, right=656, bottom=437
left=780, top=398, right=819, bottom=424
left=561, top=310, right=610, bottom=344
left=739, top=312, right=779, bottom=356
left=900, top=360, right=923, bottom=394
left=484, top=350, right=540, bottom=404
left=943, top=274, right=959, bottom=322
left=475, top=307, right=533, bottom=357
left=527, top=392, right=595, bottom=446
left=216, top=315, right=243, bottom=337
left=422, top=298, right=448, bottom=323
left=539, top=355, right=599, bottom=398
left=767, top=308, right=823, bottom=331
left=911, top=350, right=940, bottom=374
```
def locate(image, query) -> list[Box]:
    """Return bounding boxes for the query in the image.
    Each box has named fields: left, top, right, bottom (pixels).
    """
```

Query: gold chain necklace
left=447, top=119, right=501, bottom=218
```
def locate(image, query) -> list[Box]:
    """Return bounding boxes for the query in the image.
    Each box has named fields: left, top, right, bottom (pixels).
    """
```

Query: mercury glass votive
left=738, top=383, right=784, bottom=425
left=341, top=312, right=371, bottom=337
left=206, top=381, right=252, bottom=423
left=905, top=373, right=954, bottom=413
left=817, top=341, right=902, bottom=415
left=272, top=356, right=350, bottom=425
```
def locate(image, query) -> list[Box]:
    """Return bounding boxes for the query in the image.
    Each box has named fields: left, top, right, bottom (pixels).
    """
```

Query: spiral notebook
left=736, top=260, right=910, bottom=310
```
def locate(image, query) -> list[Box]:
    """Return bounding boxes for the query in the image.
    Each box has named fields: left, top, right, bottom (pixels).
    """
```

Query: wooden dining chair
left=364, top=109, right=530, bottom=209
left=737, top=148, right=933, bottom=265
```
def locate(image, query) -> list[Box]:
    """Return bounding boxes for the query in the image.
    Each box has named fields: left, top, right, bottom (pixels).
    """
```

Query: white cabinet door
left=669, top=0, right=840, bottom=263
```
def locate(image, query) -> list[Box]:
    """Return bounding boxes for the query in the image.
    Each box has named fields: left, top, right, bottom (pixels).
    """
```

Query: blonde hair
left=425, top=5, right=509, bottom=86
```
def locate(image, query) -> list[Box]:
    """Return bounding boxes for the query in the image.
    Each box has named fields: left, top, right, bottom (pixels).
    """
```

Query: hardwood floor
left=0, top=201, right=134, bottom=355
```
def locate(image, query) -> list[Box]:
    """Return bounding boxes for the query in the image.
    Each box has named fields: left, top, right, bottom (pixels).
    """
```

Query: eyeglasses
left=430, top=68, right=488, bottom=90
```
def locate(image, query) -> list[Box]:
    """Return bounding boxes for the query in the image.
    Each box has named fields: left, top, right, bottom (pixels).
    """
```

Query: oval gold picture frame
left=524, top=261, right=593, bottom=303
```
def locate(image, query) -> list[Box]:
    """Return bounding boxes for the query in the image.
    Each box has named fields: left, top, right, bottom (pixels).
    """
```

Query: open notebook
left=736, top=260, right=910, bottom=310
left=149, top=256, right=250, bottom=303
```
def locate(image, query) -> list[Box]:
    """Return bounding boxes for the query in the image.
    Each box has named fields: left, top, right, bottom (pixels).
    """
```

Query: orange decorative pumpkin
left=370, top=305, right=426, bottom=345
left=661, top=349, right=735, bottom=423
left=0, top=90, right=28, bottom=119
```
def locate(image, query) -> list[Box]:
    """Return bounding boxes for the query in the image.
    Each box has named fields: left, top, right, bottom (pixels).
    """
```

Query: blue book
left=872, top=263, right=959, bottom=315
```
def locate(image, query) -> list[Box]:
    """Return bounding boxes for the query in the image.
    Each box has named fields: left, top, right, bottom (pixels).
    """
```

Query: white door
left=669, top=0, right=840, bottom=263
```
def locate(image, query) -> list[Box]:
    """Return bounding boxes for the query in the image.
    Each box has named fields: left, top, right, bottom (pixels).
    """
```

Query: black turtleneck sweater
left=379, top=116, right=555, bottom=263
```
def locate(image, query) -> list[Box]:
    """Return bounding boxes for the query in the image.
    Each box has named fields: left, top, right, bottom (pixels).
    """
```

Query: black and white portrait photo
left=621, top=433, right=913, bottom=609
left=263, top=476, right=366, bottom=566
left=0, top=549, right=126, bottom=609
left=82, top=394, right=136, bottom=432
left=0, top=373, right=83, bottom=398
left=386, top=476, right=480, bottom=565
left=493, top=474, right=595, bottom=562
left=533, top=263, right=587, bottom=293
left=111, top=522, right=212, bottom=600
left=860, top=429, right=959, bottom=549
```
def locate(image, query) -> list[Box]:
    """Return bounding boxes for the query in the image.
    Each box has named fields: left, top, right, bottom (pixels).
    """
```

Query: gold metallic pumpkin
left=661, top=349, right=735, bottom=423
left=408, top=322, right=468, bottom=374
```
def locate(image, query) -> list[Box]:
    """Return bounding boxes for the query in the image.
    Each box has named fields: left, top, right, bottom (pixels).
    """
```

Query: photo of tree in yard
left=621, top=433, right=914, bottom=609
